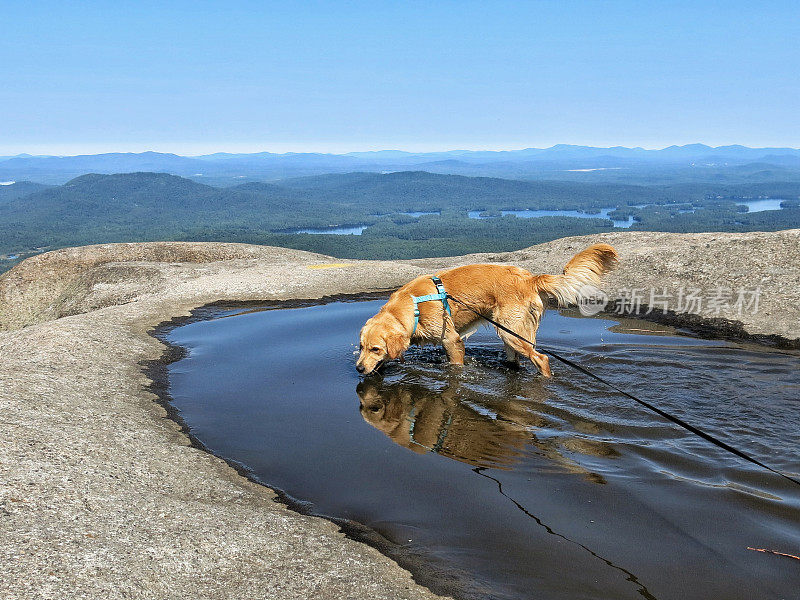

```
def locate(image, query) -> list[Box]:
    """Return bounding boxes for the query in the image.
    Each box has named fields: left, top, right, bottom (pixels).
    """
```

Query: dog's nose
left=356, top=364, right=365, bottom=373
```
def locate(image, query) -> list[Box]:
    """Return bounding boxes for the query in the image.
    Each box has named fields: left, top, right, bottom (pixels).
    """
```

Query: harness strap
left=411, top=276, right=452, bottom=335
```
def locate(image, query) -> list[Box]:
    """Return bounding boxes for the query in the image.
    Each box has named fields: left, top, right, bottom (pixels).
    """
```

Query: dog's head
left=356, top=311, right=409, bottom=375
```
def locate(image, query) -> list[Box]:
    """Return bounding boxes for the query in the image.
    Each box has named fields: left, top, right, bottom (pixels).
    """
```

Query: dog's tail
left=534, top=243, right=618, bottom=307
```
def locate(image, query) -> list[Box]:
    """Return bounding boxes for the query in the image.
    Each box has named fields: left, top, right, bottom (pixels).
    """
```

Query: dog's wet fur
left=356, top=243, right=618, bottom=376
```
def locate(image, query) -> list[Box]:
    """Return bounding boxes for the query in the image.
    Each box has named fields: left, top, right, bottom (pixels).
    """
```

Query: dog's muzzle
left=357, top=359, right=385, bottom=376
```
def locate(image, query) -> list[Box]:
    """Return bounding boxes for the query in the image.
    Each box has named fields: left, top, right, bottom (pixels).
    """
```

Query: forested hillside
left=0, top=170, right=677, bottom=255
left=1, top=170, right=799, bottom=272
left=0, top=181, right=52, bottom=204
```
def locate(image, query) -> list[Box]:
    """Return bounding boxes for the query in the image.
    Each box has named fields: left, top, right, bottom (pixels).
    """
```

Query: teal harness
left=411, top=276, right=452, bottom=335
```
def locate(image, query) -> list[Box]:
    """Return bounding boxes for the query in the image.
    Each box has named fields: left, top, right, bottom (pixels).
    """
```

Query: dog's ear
left=386, top=332, right=409, bottom=360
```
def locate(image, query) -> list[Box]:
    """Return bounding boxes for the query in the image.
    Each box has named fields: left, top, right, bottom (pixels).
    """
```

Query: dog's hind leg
left=493, top=308, right=552, bottom=377
left=528, top=349, right=552, bottom=377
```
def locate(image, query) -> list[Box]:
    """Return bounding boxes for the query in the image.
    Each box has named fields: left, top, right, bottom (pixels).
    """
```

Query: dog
left=356, top=243, right=618, bottom=376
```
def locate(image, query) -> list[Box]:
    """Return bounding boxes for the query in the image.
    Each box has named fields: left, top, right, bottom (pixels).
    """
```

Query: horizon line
left=3, top=141, right=800, bottom=159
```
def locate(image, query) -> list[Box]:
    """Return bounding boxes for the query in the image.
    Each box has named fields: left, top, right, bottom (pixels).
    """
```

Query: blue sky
left=2, top=1, right=799, bottom=155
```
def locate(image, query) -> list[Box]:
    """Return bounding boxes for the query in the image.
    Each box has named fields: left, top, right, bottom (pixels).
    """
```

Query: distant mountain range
left=2, top=144, right=800, bottom=185
left=199, top=143, right=800, bottom=162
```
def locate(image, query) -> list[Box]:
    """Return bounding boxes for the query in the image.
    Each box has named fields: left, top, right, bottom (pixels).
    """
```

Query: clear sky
left=2, top=1, right=799, bottom=155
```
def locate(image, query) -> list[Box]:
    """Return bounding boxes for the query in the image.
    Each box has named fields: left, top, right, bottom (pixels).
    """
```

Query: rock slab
left=1, top=231, right=798, bottom=599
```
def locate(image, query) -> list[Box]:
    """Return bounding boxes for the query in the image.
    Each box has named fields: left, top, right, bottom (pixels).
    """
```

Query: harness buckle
left=431, top=276, right=451, bottom=317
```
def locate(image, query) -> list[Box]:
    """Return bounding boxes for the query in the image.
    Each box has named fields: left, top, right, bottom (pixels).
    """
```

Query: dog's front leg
left=442, top=327, right=465, bottom=365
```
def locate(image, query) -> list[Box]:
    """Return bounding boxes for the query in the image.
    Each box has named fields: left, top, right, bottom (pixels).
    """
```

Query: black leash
left=445, top=293, right=800, bottom=488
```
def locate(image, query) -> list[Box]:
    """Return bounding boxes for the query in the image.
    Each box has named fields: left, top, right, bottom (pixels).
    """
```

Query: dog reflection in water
left=357, top=378, right=617, bottom=477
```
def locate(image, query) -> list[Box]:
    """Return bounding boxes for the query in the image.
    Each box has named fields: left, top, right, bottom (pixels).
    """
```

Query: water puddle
left=163, top=299, right=800, bottom=600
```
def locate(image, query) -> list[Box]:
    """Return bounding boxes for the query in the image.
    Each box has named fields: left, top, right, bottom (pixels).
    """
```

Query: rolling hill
left=0, top=181, right=52, bottom=204
left=1, top=170, right=799, bottom=271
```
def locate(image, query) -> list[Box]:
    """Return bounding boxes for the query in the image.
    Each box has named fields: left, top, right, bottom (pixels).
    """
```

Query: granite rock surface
left=2, top=231, right=798, bottom=599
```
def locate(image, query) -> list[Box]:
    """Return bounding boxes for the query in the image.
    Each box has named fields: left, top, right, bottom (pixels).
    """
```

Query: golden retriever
left=356, top=243, right=618, bottom=376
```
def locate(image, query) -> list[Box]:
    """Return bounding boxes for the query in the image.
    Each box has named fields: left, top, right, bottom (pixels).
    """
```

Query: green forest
left=1, top=171, right=800, bottom=272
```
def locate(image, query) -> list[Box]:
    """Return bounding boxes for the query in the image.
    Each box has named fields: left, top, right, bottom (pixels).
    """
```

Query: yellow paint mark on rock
left=307, top=263, right=352, bottom=270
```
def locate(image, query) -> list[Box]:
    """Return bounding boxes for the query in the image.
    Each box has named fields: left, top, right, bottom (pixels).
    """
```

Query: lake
left=468, top=208, right=635, bottom=228
left=282, top=200, right=791, bottom=235
left=293, top=225, right=369, bottom=235
left=737, top=198, right=786, bottom=212
left=290, top=212, right=440, bottom=235
left=288, top=209, right=634, bottom=236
